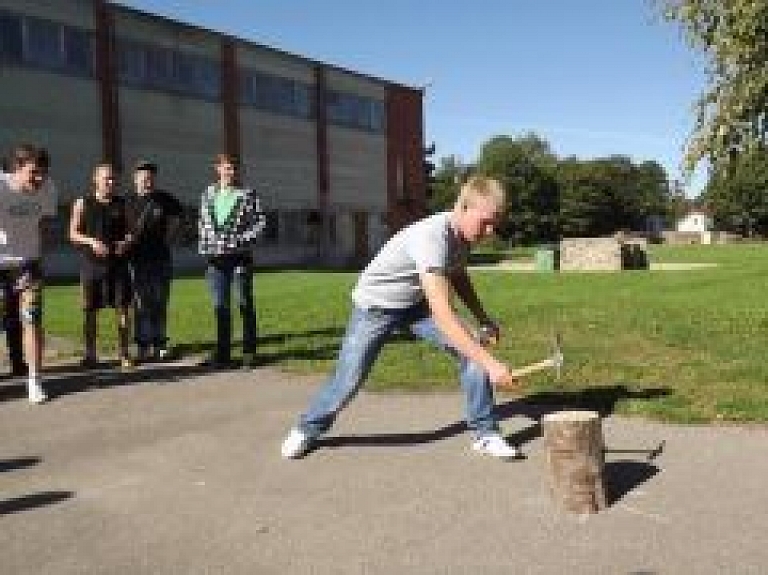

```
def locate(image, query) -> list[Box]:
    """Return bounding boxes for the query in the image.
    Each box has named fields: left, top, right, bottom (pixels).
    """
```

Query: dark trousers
left=130, top=258, right=173, bottom=347
left=1, top=263, right=41, bottom=372
left=2, top=276, right=24, bottom=371
left=205, top=254, right=257, bottom=361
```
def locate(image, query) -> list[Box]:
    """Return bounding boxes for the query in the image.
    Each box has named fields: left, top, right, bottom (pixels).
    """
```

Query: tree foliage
left=475, top=134, right=559, bottom=243
left=426, top=155, right=463, bottom=213
left=659, top=0, right=768, bottom=173
left=429, top=133, right=674, bottom=243
left=704, top=148, right=768, bottom=236
left=557, top=156, right=670, bottom=237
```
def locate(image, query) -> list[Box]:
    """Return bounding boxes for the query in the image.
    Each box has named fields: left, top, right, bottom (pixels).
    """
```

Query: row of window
left=117, top=39, right=221, bottom=100
left=0, top=10, right=387, bottom=132
left=327, top=91, right=386, bottom=133
left=240, top=69, right=313, bottom=119
left=0, top=10, right=93, bottom=76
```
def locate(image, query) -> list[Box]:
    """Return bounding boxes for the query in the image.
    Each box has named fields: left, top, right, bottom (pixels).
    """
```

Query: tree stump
left=542, top=410, right=606, bottom=514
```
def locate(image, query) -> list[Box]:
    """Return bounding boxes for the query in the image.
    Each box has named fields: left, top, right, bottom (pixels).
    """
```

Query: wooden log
left=542, top=410, right=606, bottom=514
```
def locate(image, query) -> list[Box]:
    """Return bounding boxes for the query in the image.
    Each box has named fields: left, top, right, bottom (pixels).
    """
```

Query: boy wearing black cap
left=128, top=160, right=183, bottom=361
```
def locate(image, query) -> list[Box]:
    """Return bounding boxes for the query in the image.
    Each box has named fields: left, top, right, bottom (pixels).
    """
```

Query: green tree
left=659, top=0, right=768, bottom=173
left=557, top=156, right=672, bottom=237
left=704, top=149, right=768, bottom=236
left=475, top=134, right=559, bottom=244
left=427, top=155, right=463, bottom=213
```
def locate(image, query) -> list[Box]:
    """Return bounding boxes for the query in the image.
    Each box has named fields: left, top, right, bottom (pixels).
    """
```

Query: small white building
left=676, top=210, right=713, bottom=233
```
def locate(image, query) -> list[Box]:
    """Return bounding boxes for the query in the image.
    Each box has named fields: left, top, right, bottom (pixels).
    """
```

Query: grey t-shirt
left=352, top=211, right=468, bottom=310
left=0, top=173, right=57, bottom=265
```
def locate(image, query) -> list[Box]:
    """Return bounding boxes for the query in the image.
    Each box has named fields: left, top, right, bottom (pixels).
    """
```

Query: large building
left=0, top=0, right=427, bottom=272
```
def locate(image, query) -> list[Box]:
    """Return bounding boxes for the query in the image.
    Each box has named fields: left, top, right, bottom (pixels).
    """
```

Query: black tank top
left=78, top=194, right=129, bottom=279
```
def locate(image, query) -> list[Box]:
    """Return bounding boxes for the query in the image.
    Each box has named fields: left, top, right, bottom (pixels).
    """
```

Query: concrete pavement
left=1, top=361, right=767, bottom=574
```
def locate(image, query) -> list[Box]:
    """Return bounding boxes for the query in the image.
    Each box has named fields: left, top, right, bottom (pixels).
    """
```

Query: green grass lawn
left=43, top=243, right=768, bottom=424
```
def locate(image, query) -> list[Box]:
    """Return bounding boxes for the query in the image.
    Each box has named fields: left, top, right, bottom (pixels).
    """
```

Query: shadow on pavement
left=0, top=456, right=41, bottom=473
left=603, top=460, right=660, bottom=504
left=0, top=491, right=74, bottom=516
left=316, top=384, right=669, bottom=504
left=318, top=384, right=670, bottom=452
left=0, top=361, right=223, bottom=403
left=172, top=327, right=345, bottom=360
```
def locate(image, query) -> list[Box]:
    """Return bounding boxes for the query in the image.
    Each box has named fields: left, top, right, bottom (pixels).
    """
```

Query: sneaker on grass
left=281, top=428, right=313, bottom=459
left=471, top=433, right=522, bottom=459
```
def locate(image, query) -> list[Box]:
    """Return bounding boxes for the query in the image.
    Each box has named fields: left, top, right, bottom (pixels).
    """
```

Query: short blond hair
left=454, top=176, right=505, bottom=211
left=90, top=162, right=115, bottom=191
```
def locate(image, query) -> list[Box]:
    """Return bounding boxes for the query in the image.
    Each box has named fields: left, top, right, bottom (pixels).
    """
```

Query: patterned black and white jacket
left=198, top=185, right=267, bottom=257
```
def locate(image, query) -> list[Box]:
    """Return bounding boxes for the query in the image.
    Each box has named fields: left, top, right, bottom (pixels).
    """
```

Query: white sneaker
left=27, top=379, right=47, bottom=405
left=281, top=428, right=312, bottom=459
left=471, top=433, right=521, bottom=459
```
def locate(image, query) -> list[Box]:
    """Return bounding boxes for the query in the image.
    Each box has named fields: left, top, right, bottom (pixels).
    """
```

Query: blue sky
left=115, top=0, right=708, bottom=195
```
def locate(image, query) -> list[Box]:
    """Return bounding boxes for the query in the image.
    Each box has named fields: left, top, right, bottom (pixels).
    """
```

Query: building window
left=62, top=27, right=92, bottom=74
left=116, top=39, right=221, bottom=100
left=117, top=40, right=144, bottom=84
left=0, top=11, right=93, bottom=76
left=174, top=51, right=220, bottom=100
left=240, top=70, right=313, bottom=119
left=144, top=45, right=174, bottom=87
left=24, top=17, right=61, bottom=67
left=370, top=100, right=386, bottom=132
left=327, top=91, right=386, bottom=133
left=0, top=11, right=23, bottom=62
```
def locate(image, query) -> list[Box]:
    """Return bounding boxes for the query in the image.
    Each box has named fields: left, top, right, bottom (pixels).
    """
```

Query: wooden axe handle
left=509, top=357, right=556, bottom=379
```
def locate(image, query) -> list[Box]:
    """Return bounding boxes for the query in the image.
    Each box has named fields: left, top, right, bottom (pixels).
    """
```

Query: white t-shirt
left=352, top=211, right=469, bottom=310
left=0, top=173, right=58, bottom=265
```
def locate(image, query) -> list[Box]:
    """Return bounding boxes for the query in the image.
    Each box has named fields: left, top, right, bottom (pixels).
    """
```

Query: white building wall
left=0, top=0, right=101, bottom=201
left=325, top=69, right=388, bottom=217
left=677, top=213, right=712, bottom=233
left=239, top=112, right=317, bottom=213
left=237, top=44, right=315, bottom=84
left=112, top=7, right=221, bottom=56
left=118, top=89, right=224, bottom=205
left=0, top=70, right=103, bottom=201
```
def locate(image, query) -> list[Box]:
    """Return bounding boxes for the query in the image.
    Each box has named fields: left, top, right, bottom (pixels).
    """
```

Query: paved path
left=469, top=261, right=719, bottom=272
left=1, top=362, right=766, bottom=574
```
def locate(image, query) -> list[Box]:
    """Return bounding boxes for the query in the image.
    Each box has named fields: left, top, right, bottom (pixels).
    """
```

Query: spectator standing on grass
left=127, top=160, right=183, bottom=362
left=69, top=163, right=134, bottom=369
left=281, top=176, right=522, bottom=460
left=198, top=153, right=266, bottom=369
left=0, top=145, right=58, bottom=403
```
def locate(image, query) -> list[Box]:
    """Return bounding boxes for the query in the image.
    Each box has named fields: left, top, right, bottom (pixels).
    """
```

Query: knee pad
left=20, top=287, right=42, bottom=325
left=20, top=304, right=42, bottom=325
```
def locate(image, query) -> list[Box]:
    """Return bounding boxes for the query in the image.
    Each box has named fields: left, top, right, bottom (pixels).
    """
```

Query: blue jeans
left=298, top=303, right=499, bottom=439
left=131, top=259, right=173, bottom=348
left=206, top=254, right=257, bottom=361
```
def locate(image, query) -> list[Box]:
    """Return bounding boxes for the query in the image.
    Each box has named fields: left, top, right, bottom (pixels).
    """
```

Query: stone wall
left=559, top=237, right=648, bottom=271
left=662, top=231, right=703, bottom=245
left=560, top=238, right=622, bottom=271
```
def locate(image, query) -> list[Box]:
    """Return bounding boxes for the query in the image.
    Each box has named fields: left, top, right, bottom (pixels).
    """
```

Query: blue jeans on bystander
left=205, top=254, right=257, bottom=362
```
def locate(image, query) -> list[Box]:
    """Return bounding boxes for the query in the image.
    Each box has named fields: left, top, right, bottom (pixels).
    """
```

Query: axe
left=604, top=440, right=665, bottom=461
left=494, top=333, right=564, bottom=392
